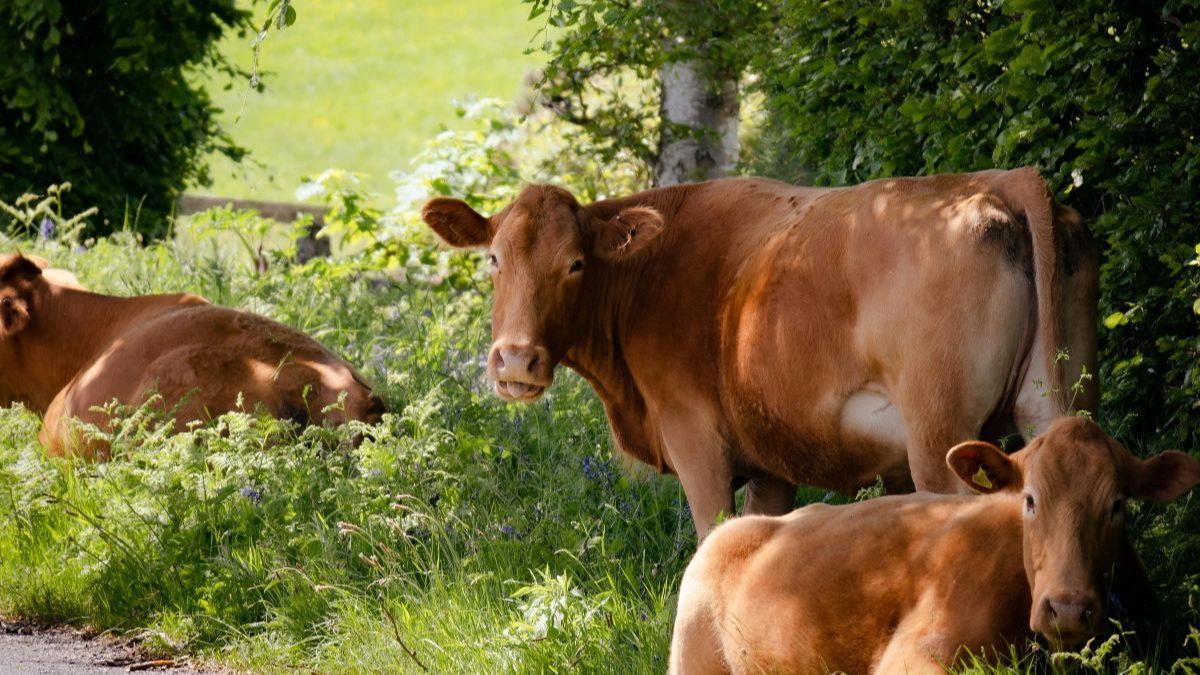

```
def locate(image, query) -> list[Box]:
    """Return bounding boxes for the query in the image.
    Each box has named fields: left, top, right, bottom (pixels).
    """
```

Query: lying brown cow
left=422, top=168, right=1098, bottom=535
left=669, top=417, right=1199, bottom=674
left=0, top=253, right=384, bottom=458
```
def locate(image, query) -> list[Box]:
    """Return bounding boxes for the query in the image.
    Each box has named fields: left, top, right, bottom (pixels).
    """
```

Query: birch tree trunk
left=654, top=60, right=739, bottom=186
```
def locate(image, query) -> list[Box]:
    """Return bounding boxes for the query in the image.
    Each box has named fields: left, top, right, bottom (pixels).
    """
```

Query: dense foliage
left=0, top=0, right=252, bottom=234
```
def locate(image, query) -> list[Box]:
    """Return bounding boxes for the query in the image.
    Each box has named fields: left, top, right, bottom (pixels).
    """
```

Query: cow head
left=0, top=253, right=44, bottom=339
left=421, top=185, right=663, bottom=401
left=947, top=417, right=1200, bottom=649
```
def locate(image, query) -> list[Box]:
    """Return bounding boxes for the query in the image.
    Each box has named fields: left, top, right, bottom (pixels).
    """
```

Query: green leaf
left=1103, top=312, right=1127, bottom=329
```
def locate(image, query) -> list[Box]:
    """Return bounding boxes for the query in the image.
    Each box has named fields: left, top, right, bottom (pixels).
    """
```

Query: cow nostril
left=527, top=352, right=540, bottom=373
left=1044, top=598, right=1058, bottom=620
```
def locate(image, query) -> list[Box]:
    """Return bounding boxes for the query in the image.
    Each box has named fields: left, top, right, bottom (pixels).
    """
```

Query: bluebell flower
left=499, top=524, right=521, bottom=539
left=38, top=218, right=55, bottom=240
left=238, top=486, right=263, bottom=504
left=582, top=455, right=600, bottom=482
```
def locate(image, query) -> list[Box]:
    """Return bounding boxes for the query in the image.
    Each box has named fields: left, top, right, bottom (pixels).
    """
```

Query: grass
left=195, top=0, right=543, bottom=203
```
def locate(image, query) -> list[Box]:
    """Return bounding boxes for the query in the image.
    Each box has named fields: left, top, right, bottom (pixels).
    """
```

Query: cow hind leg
left=874, top=611, right=951, bottom=675
left=670, top=590, right=730, bottom=675
left=896, top=357, right=1002, bottom=494
left=898, top=386, right=991, bottom=494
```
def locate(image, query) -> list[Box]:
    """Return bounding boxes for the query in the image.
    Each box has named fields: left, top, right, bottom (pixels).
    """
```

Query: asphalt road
left=0, top=624, right=212, bottom=675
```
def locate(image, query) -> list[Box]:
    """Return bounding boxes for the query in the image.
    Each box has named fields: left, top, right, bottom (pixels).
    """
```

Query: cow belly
left=838, top=388, right=909, bottom=482
left=840, top=389, right=907, bottom=449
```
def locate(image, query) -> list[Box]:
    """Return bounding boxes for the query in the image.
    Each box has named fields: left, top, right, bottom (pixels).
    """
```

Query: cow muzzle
left=1031, top=590, right=1101, bottom=649
left=488, top=343, right=552, bottom=401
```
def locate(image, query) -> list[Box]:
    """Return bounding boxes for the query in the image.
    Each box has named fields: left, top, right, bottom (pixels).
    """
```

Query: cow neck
left=568, top=254, right=645, bottom=400
left=14, top=285, right=144, bottom=412
left=561, top=186, right=693, bottom=467
left=569, top=186, right=688, bottom=391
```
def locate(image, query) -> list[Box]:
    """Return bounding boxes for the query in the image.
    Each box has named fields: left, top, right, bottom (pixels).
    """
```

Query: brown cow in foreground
left=669, top=417, right=1199, bottom=674
left=422, top=169, right=1098, bottom=535
left=0, top=253, right=384, bottom=458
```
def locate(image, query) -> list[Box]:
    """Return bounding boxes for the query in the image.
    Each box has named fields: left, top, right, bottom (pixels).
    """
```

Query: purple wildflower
left=238, top=486, right=263, bottom=504
left=38, top=218, right=55, bottom=240
left=582, top=455, right=600, bottom=482
left=499, top=524, right=522, bottom=539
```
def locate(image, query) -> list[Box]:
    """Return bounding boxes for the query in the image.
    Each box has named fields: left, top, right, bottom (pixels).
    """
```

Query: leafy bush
left=0, top=0, right=252, bottom=234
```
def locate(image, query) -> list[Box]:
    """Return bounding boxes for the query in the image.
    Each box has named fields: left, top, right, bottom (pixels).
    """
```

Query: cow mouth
left=1037, top=629, right=1093, bottom=652
left=495, top=380, right=546, bottom=401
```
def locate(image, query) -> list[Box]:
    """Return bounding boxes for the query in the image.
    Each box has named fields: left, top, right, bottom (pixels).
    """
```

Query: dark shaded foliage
left=0, top=1, right=252, bottom=234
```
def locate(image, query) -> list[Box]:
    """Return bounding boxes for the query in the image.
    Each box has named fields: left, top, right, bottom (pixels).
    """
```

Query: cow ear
left=1131, top=451, right=1200, bottom=503
left=421, top=198, right=492, bottom=248
left=592, top=206, right=664, bottom=260
left=0, top=254, right=44, bottom=283
left=947, top=441, right=1022, bottom=494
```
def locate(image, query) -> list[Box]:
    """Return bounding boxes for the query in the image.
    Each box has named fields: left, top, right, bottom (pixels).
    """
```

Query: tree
left=525, top=0, right=765, bottom=186
left=1, top=1, right=253, bottom=235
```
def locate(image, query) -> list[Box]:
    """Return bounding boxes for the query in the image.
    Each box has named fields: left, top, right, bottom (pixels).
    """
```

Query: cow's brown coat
left=669, top=417, right=1200, bottom=674
left=0, top=253, right=383, bottom=458
left=422, top=169, right=1099, bottom=535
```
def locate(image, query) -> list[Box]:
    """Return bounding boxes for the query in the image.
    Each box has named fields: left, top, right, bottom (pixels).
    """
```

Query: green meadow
left=195, top=0, right=542, bottom=203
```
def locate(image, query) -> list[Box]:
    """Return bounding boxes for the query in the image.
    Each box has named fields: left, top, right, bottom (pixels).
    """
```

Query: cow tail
left=999, top=167, right=1067, bottom=413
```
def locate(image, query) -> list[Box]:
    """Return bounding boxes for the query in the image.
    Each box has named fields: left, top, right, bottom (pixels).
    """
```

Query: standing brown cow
left=0, top=253, right=384, bottom=458
left=668, top=417, right=1199, bottom=674
left=422, top=169, right=1098, bottom=535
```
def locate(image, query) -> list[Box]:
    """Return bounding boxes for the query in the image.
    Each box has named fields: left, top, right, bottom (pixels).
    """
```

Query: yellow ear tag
left=972, top=467, right=993, bottom=489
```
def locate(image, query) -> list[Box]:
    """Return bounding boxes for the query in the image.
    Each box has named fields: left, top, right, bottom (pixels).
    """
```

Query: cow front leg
left=675, top=456, right=735, bottom=540
left=743, top=474, right=796, bottom=516
left=660, top=410, right=734, bottom=539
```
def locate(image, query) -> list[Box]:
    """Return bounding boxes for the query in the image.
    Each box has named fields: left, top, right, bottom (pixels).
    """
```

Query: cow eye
left=1024, top=493, right=1036, bottom=516
left=488, top=254, right=498, bottom=269
left=569, top=259, right=584, bottom=274
left=1111, top=498, right=1125, bottom=518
